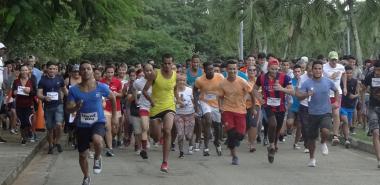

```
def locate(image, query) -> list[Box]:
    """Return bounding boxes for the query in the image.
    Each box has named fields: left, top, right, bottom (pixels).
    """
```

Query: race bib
left=205, top=93, right=217, bottom=101
left=17, top=86, right=28, bottom=96
left=69, top=113, right=76, bottom=123
left=80, top=112, right=98, bottom=124
left=372, top=78, right=380, bottom=87
left=267, top=97, right=281, bottom=106
left=47, top=92, right=59, bottom=100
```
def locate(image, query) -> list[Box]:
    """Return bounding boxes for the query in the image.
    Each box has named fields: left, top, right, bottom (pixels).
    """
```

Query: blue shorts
left=340, top=107, right=355, bottom=125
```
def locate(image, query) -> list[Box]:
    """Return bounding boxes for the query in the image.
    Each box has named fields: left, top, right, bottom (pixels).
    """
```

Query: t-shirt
left=323, top=63, right=345, bottom=96
left=298, top=73, right=311, bottom=107
left=290, top=78, right=300, bottom=112
left=186, top=68, right=203, bottom=87
left=133, top=77, right=151, bottom=109
left=300, top=77, right=337, bottom=115
left=100, top=77, right=122, bottom=111
left=12, top=78, right=36, bottom=108
left=195, top=73, right=224, bottom=108
left=245, top=80, right=261, bottom=109
left=68, top=83, right=110, bottom=127
left=341, top=78, right=358, bottom=108
left=255, top=72, right=292, bottom=112
left=176, top=86, right=194, bottom=115
left=363, top=72, right=380, bottom=107
left=219, top=77, right=252, bottom=114
left=38, top=75, right=65, bottom=108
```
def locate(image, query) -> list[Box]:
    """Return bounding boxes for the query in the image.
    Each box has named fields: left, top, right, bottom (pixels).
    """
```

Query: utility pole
left=239, top=1, right=244, bottom=60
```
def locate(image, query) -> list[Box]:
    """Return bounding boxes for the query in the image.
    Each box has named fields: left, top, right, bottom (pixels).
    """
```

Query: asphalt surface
left=12, top=137, right=380, bottom=185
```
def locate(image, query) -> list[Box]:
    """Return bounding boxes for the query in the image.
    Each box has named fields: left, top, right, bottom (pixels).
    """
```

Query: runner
left=362, top=60, right=380, bottom=168
left=323, top=51, right=347, bottom=145
left=340, top=65, right=360, bottom=148
left=297, top=60, right=339, bottom=167
left=186, top=55, right=203, bottom=152
left=286, top=64, right=302, bottom=149
left=143, top=53, right=179, bottom=172
left=175, top=74, right=195, bottom=158
left=132, top=64, right=153, bottom=159
left=253, top=57, right=293, bottom=163
left=100, top=65, right=123, bottom=156
left=219, top=59, right=253, bottom=165
left=13, top=65, right=36, bottom=145
left=37, top=61, right=67, bottom=154
left=194, top=61, right=224, bottom=156
left=66, top=60, right=117, bottom=185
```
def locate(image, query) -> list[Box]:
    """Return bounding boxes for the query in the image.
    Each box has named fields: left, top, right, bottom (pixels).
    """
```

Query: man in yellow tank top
left=143, top=53, right=182, bottom=173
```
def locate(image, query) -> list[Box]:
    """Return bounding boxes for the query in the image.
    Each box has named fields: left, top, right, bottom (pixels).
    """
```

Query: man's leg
left=202, top=113, right=212, bottom=156
left=79, top=151, right=89, bottom=177
left=332, top=106, right=341, bottom=145
left=104, top=112, right=114, bottom=156
left=194, top=117, right=202, bottom=151
left=161, top=112, right=175, bottom=172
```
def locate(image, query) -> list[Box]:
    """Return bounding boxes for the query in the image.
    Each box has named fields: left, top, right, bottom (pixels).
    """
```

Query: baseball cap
left=300, top=56, right=308, bottom=63
left=268, top=57, right=279, bottom=67
left=0, top=42, right=6, bottom=49
left=328, top=51, right=339, bottom=60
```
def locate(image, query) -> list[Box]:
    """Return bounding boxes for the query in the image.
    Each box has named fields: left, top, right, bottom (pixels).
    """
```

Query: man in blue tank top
left=66, top=60, right=117, bottom=185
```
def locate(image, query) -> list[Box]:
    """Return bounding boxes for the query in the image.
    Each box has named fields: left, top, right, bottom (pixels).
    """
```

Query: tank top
left=150, top=69, right=176, bottom=117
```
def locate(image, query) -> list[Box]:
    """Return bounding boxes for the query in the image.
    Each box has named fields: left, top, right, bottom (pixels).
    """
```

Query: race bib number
left=372, top=78, right=380, bottom=87
left=17, top=86, right=28, bottom=96
left=267, top=97, right=281, bottom=106
left=47, top=92, right=59, bottom=100
left=205, top=93, right=217, bottom=101
left=80, top=112, right=98, bottom=124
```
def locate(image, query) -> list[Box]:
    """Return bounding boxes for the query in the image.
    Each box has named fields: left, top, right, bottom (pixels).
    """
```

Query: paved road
left=12, top=137, right=380, bottom=185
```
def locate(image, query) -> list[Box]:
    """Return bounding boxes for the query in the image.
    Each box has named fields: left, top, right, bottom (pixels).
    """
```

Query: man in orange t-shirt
left=219, top=59, right=253, bottom=165
left=194, top=62, right=224, bottom=156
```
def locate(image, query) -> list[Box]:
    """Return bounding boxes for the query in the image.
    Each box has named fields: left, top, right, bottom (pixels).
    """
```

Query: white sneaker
left=188, top=146, right=194, bottom=155
left=146, top=141, right=151, bottom=149
left=304, top=148, right=310, bottom=153
left=308, top=158, right=316, bottom=167
left=93, top=156, right=102, bottom=174
left=321, top=143, right=329, bottom=155
left=135, top=150, right=141, bottom=155
left=194, top=143, right=200, bottom=152
left=153, top=142, right=159, bottom=148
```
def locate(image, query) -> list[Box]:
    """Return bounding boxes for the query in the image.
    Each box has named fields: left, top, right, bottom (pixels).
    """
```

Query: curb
left=1, top=136, right=47, bottom=185
left=347, top=137, right=375, bottom=155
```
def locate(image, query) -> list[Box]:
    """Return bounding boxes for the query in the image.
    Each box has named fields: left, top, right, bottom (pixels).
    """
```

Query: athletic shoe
left=105, top=148, right=115, bottom=157
left=171, top=143, right=176, bottom=151
left=308, top=158, right=316, bottom=167
left=160, top=162, right=169, bottom=173
left=93, top=156, right=102, bottom=174
left=345, top=140, right=351, bottom=149
left=293, top=143, right=301, bottom=150
left=117, top=140, right=122, bottom=148
left=48, top=146, right=54, bottom=154
left=216, top=146, right=222, bottom=156
left=135, top=149, right=141, bottom=155
left=256, top=136, right=261, bottom=143
left=153, top=142, right=159, bottom=148
left=179, top=151, right=184, bottom=159
left=332, top=136, right=339, bottom=146
left=82, top=177, right=91, bottom=185
left=188, top=146, right=194, bottom=155
left=56, top=144, right=63, bottom=153
left=140, top=150, right=148, bottom=159
left=88, top=151, right=95, bottom=159
left=146, top=141, right=151, bottom=149
left=194, top=143, right=200, bottom=152
left=21, top=139, right=26, bottom=146
left=0, top=137, right=6, bottom=143
left=203, top=148, right=210, bottom=156
left=29, top=137, right=35, bottom=143
left=267, top=147, right=275, bottom=163
left=321, top=143, right=329, bottom=155
left=304, top=148, right=310, bottom=153
left=249, top=146, right=256, bottom=153
left=231, top=156, right=239, bottom=165
left=10, top=129, right=17, bottom=135
left=263, top=137, right=269, bottom=146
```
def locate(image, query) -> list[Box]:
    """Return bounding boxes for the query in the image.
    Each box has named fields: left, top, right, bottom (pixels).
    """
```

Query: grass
left=351, top=128, right=372, bottom=143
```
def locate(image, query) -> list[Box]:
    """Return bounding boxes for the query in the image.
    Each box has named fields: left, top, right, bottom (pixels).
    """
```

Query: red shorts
left=139, top=109, right=150, bottom=117
left=222, top=111, right=246, bottom=135
left=330, top=95, right=342, bottom=109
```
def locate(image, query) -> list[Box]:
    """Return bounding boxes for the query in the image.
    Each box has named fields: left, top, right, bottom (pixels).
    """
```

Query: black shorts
left=264, top=107, right=285, bottom=128
left=76, top=123, right=106, bottom=153
left=306, top=113, right=332, bottom=140
left=150, top=110, right=175, bottom=120
left=16, top=107, right=33, bottom=129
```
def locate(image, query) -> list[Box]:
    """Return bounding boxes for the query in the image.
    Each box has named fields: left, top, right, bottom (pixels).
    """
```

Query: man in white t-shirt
left=0, top=43, right=6, bottom=143
left=323, top=51, right=347, bottom=145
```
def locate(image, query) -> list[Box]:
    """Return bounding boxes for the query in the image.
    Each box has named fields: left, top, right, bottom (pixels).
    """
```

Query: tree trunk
left=348, top=0, right=363, bottom=66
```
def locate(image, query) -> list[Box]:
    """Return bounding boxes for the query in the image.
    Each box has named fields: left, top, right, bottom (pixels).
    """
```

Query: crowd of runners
left=1, top=42, right=380, bottom=185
